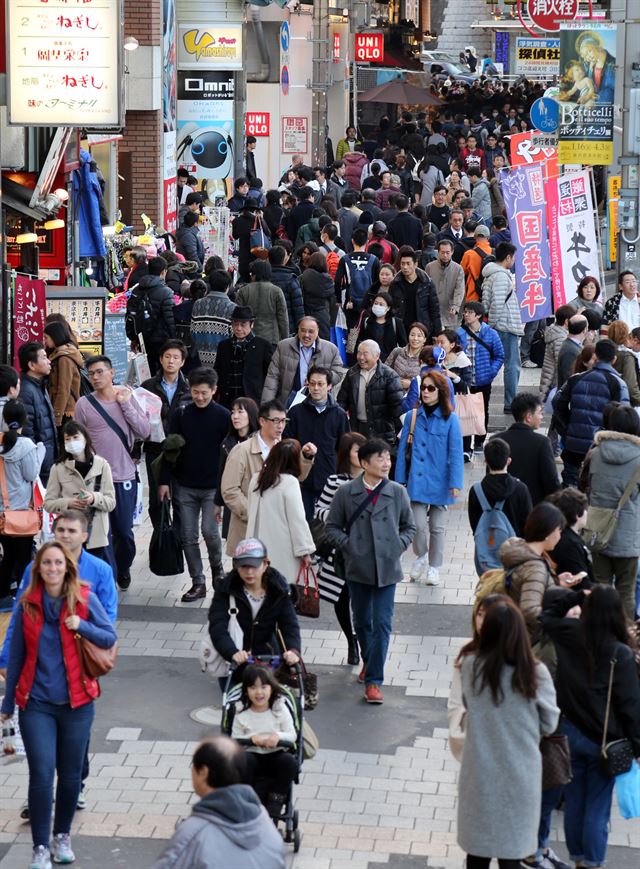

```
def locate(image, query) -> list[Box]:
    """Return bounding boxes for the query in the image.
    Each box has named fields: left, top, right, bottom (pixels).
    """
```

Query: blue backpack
left=472, top=481, right=515, bottom=576
left=345, top=253, right=377, bottom=308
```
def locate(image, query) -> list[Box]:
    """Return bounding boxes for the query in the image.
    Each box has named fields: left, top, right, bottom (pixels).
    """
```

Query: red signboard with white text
left=13, top=275, right=47, bottom=368
left=354, top=33, right=384, bottom=63
left=246, top=113, right=270, bottom=137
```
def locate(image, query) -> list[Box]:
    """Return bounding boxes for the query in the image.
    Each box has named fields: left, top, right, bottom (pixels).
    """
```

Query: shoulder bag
left=599, top=656, right=635, bottom=777
left=346, top=310, right=365, bottom=355
left=582, top=464, right=640, bottom=553
left=75, top=634, right=118, bottom=680
left=333, top=478, right=388, bottom=580
left=462, top=323, right=494, bottom=358
left=540, top=733, right=572, bottom=790
left=86, top=394, right=134, bottom=457
left=198, top=595, right=244, bottom=676
left=294, top=562, right=320, bottom=619
left=0, top=448, right=42, bottom=537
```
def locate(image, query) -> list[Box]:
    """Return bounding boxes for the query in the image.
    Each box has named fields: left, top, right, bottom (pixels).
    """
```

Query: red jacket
left=15, top=584, right=99, bottom=710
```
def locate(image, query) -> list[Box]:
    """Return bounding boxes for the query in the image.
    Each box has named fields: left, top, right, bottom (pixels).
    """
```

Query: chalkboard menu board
left=103, top=314, right=128, bottom=385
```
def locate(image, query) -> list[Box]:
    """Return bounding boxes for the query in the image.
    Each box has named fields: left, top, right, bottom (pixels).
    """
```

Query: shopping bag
left=346, top=310, right=365, bottom=355
left=125, top=352, right=151, bottom=388
left=133, top=387, right=165, bottom=443
left=149, top=500, right=184, bottom=576
left=454, top=392, right=486, bottom=437
left=330, top=307, right=348, bottom=365
left=616, top=760, right=640, bottom=819
left=132, top=479, right=144, bottom=526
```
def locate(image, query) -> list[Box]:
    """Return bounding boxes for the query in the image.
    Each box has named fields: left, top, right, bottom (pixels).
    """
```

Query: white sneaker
left=51, top=833, right=75, bottom=864
left=425, top=566, right=440, bottom=586
left=409, top=555, right=428, bottom=581
left=522, top=359, right=538, bottom=368
left=29, top=846, right=52, bottom=869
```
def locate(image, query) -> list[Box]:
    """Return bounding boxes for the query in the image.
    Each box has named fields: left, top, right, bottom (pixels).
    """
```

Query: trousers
left=347, top=580, right=396, bottom=686
left=411, top=502, right=447, bottom=568
left=109, top=480, right=138, bottom=580
left=244, top=750, right=298, bottom=800
left=592, top=553, right=638, bottom=621
left=174, top=483, right=222, bottom=586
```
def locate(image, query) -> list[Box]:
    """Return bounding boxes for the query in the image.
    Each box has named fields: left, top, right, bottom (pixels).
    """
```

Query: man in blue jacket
left=457, top=300, right=505, bottom=452
left=0, top=510, right=117, bottom=818
left=284, top=365, right=350, bottom=520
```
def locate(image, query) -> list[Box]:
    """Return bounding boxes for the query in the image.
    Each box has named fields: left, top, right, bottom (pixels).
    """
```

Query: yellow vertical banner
left=608, top=175, right=620, bottom=264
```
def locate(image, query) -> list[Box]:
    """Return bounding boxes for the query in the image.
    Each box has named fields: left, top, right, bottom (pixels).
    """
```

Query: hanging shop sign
left=515, top=38, right=560, bottom=77
left=246, top=113, right=270, bottom=137
left=282, top=117, right=308, bottom=154
left=13, top=275, right=47, bottom=368
left=354, top=33, right=384, bottom=63
left=7, top=0, right=122, bottom=127
left=500, top=164, right=553, bottom=324
left=608, top=175, right=621, bottom=265
left=557, top=23, right=616, bottom=166
left=495, top=32, right=510, bottom=75
left=178, top=23, right=243, bottom=70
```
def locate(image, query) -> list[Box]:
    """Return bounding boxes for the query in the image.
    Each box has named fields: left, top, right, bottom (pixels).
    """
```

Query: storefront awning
left=1, top=176, right=48, bottom=221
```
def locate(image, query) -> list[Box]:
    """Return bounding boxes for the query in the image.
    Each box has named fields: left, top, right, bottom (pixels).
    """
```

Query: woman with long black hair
left=214, top=397, right=259, bottom=544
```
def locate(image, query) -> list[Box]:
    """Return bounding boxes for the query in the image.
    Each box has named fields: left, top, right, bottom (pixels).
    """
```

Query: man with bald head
left=337, top=339, right=403, bottom=446
left=557, top=314, right=589, bottom=389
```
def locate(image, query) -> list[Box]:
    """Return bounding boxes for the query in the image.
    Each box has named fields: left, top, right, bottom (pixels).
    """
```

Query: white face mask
left=372, top=304, right=388, bottom=317
left=65, top=437, right=86, bottom=456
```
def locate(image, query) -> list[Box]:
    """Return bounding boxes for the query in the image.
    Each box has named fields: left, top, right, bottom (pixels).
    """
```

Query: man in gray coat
left=261, top=317, right=345, bottom=406
left=557, top=314, right=588, bottom=388
left=152, top=735, right=285, bottom=869
left=326, top=438, right=416, bottom=705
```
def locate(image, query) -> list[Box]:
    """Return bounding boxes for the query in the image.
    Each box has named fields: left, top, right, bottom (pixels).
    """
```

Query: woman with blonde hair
left=0, top=542, right=117, bottom=869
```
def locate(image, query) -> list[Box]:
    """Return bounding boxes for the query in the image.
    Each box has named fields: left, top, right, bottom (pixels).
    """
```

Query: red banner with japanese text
left=499, top=164, right=553, bottom=324
left=13, top=274, right=47, bottom=368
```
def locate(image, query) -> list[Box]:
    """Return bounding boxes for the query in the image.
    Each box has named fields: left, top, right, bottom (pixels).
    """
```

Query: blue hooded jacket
left=73, top=148, right=106, bottom=259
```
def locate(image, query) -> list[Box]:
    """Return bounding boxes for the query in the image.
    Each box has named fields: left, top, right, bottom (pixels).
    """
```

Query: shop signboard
left=608, top=175, right=621, bottom=265
left=176, top=71, right=235, bottom=181
left=7, top=0, right=122, bottom=127
left=508, top=130, right=558, bottom=183
left=515, top=38, right=560, bottom=78
left=282, top=117, right=308, bottom=154
left=13, top=275, right=47, bottom=369
left=177, top=23, right=243, bottom=70
left=500, top=164, right=553, bottom=324
left=46, top=288, right=107, bottom=357
left=558, top=23, right=616, bottom=166
left=163, top=0, right=178, bottom=232
left=246, top=113, right=270, bottom=137
left=354, top=33, right=384, bottom=63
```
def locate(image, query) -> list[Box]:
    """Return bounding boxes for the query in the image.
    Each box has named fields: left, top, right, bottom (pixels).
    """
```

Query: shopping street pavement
left=1, top=368, right=639, bottom=869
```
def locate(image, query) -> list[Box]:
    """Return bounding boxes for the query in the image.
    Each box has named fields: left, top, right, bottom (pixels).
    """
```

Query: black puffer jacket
left=126, top=275, right=176, bottom=343
left=208, top=568, right=301, bottom=660
left=300, top=269, right=334, bottom=339
left=270, top=265, right=305, bottom=334
left=389, top=271, right=442, bottom=339
left=337, top=361, right=404, bottom=447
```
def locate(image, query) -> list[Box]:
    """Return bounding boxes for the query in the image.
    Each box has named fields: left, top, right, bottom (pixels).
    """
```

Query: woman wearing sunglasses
left=395, top=370, right=464, bottom=586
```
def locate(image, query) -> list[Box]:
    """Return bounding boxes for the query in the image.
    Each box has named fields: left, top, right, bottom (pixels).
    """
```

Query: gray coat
left=261, top=337, right=346, bottom=405
left=457, top=657, right=559, bottom=860
left=152, top=784, right=285, bottom=869
left=325, top=475, right=416, bottom=586
left=587, top=430, right=640, bottom=557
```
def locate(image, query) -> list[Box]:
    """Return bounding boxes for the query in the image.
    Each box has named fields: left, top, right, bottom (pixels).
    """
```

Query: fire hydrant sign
left=282, top=117, right=308, bottom=154
left=246, top=113, right=270, bottom=137
left=7, top=0, right=122, bottom=127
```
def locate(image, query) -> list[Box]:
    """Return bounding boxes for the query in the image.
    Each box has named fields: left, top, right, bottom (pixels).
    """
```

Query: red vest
left=15, top=584, right=100, bottom=710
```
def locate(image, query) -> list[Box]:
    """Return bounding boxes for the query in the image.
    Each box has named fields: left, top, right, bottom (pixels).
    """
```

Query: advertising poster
left=508, top=130, right=558, bottom=183
left=177, top=23, right=242, bottom=71
left=546, top=170, right=601, bottom=308
left=608, top=175, right=620, bottom=265
left=558, top=23, right=616, bottom=165
left=176, top=71, right=235, bottom=183
left=13, top=276, right=46, bottom=368
left=46, top=295, right=105, bottom=353
left=282, top=117, right=308, bottom=154
left=515, top=38, right=560, bottom=78
left=163, top=0, right=177, bottom=232
left=500, top=165, right=553, bottom=324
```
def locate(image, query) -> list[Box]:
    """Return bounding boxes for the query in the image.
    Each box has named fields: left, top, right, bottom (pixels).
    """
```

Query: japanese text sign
left=500, top=165, right=553, bottom=323
left=546, top=169, right=601, bottom=307
left=7, top=0, right=122, bottom=127
left=515, top=38, right=560, bottom=77
left=354, top=33, right=384, bottom=63
left=13, top=276, right=47, bottom=368
left=526, top=0, right=579, bottom=33
left=246, top=113, right=270, bottom=137
left=282, top=117, right=308, bottom=155
left=178, top=23, right=243, bottom=70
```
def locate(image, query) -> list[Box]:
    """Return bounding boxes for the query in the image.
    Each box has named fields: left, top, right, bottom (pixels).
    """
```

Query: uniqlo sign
left=246, top=112, right=270, bottom=137
left=354, top=33, right=384, bottom=62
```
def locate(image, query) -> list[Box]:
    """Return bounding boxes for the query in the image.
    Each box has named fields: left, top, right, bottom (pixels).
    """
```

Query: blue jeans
left=347, top=581, right=396, bottom=686
left=19, top=698, right=95, bottom=847
left=495, top=330, right=521, bottom=410
left=535, top=783, right=565, bottom=859
left=174, top=484, right=222, bottom=586
left=561, top=718, right=614, bottom=867
left=109, top=480, right=138, bottom=579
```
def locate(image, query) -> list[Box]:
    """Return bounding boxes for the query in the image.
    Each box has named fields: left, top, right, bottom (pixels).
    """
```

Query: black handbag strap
left=462, top=323, right=493, bottom=357
left=345, top=478, right=388, bottom=534
left=86, top=394, right=131, bottom=455
left=602, top=657, right=616, bottom=751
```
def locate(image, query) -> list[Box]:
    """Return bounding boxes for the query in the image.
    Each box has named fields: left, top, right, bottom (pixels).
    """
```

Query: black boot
left=347, top=634, right=360, bottom=666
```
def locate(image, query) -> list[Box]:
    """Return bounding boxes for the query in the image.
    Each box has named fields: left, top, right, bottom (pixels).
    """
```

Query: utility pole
left=612, top=0, right=640, bottom=275
left=310, top=0, right=330, bottom=166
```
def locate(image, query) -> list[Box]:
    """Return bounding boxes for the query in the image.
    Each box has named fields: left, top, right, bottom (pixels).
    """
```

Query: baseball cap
left=233, top=538, right=268, bottom=566
left=474, top=225, right=490, bottom=238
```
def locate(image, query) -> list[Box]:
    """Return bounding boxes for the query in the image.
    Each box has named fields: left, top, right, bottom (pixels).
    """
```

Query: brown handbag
left=75, top=634, right=118, bottom=679
left=0, top=448, right=42, bottom=537
left=294, top=563, right=320, bottom=618
left=540, top=732, right=572, bottom=790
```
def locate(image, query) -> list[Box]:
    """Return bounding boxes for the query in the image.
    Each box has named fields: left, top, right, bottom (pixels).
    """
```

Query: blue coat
left=402, top=364, right=455, bottom=414
left=73, top=149, right=106, bottom=259
left=552, top=362, right=629, bottom=456
left=395, top=405, right=464, bottom=505
left=456, top=323, right=504, bottom=387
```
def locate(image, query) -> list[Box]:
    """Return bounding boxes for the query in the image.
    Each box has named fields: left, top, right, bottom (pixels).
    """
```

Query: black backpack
left=126, top=290, right=156, bottom=342
left=473, top=248, right=496, bottom=300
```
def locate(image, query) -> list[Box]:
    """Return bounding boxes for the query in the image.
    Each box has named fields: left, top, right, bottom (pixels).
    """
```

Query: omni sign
left=354, top=33, right=384, bottom=62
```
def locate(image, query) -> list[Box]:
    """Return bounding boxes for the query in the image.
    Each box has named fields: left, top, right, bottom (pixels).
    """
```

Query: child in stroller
left=222, top=659, right=303, bottom=851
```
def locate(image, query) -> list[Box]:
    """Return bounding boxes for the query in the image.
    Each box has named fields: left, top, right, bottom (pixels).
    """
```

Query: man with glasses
left=221, top=400, right=316, bottom=555
left=261, top=317, right=345, bottom=407
left=74, top=356, right=150, bottom=589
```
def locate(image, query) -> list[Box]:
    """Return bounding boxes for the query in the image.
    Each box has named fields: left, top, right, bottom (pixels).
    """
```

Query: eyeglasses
left=87, top=369, right=108, bottom=377
left=264, top=417, right=289, bottom=425
left=421, top=384, right=438, bottom=393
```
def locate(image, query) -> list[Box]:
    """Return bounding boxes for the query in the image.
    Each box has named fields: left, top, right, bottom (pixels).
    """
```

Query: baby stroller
left=221, top=655, right=304, bottom=852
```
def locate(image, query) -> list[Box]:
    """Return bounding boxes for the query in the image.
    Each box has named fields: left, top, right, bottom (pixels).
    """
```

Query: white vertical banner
left=549, top=170, right=601, bottom=303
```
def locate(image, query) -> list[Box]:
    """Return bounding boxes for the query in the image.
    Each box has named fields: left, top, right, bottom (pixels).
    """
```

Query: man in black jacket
left=437, top=209, right=466, bottom=263
left=175, top=211, right=204, bottom=269
left=18, top=342, right=57, bottom=483
left=285, top=365, right=350, bottom=520
left=492, top=392, right=560, bottom=505
left=337, top=340, right=403, bottom=447
left=268, top=245, right=305, bottom=334
left=141, top=339, right=191, bottom=529
left=214, top=306, right=273, bottom=408
left=386, top=195, right=423, bottom=249
left=389, top=247, right=442, bottom=338
left=126, top=256, right=176, bottom=375
left=284, top=186, right=315, bottom=243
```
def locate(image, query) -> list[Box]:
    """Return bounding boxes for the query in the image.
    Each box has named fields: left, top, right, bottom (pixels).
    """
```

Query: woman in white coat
left=247, top=439, right=315, bottom=583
